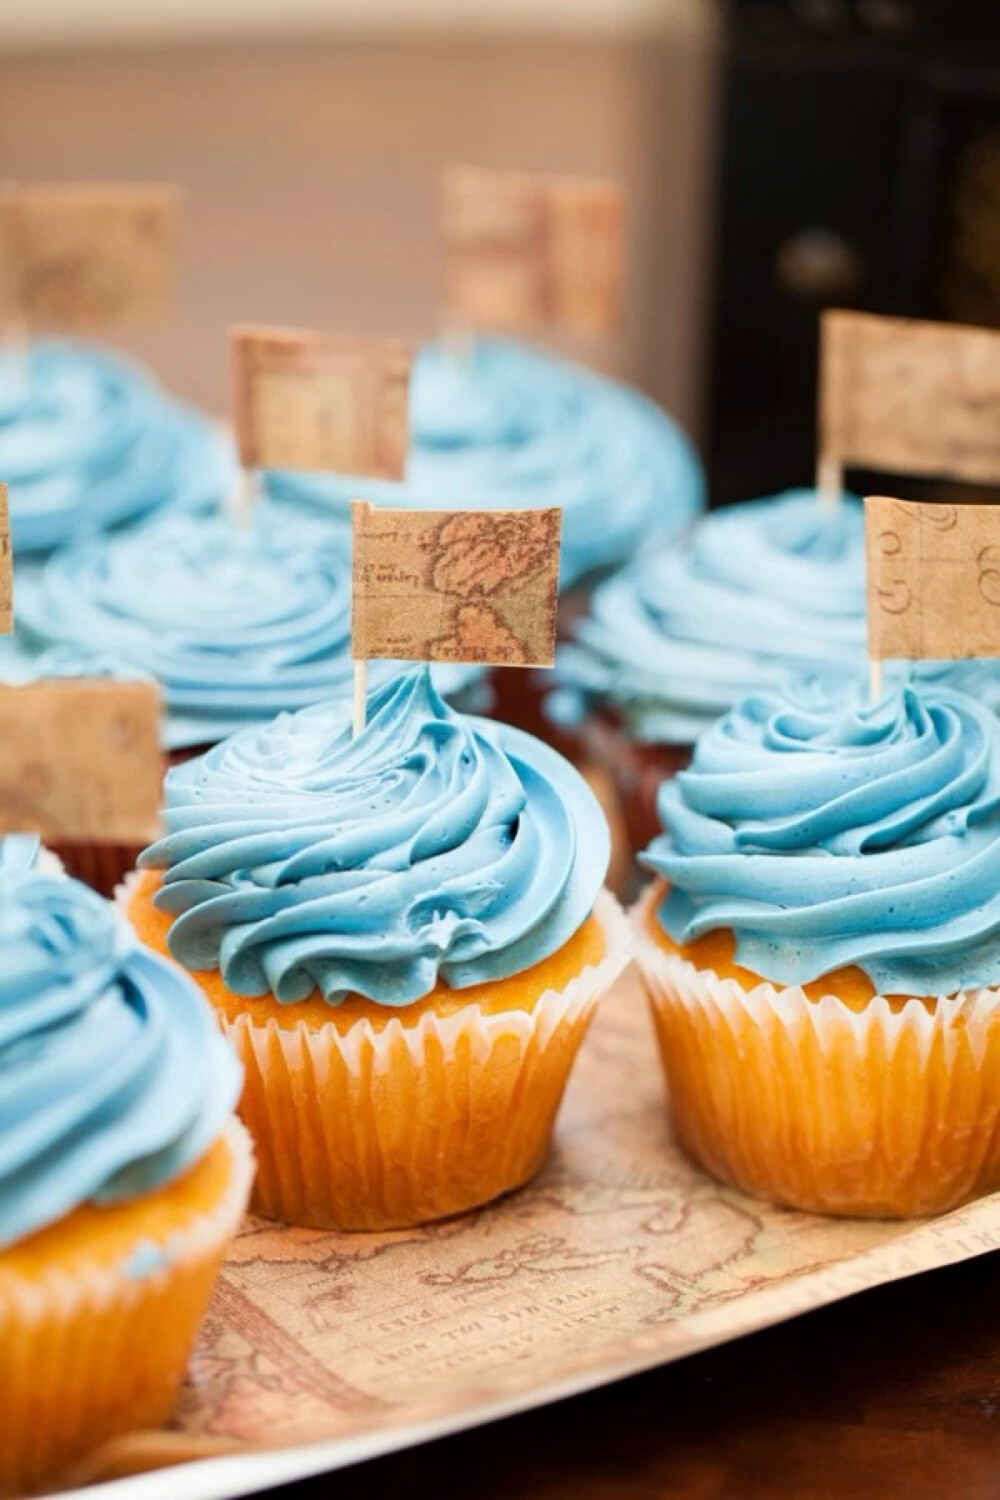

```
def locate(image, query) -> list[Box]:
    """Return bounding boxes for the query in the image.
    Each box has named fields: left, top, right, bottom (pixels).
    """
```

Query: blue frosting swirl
left=14, top=508, right=483, bottom=748
left=140, top=667, right=610, bottom=1006
left=0, top=874, right=241, bottom=1251
left=263, top=337, right=703, bottom=588
left=557, top=490, right=1000, bottom=742
left=0, top=835, right=42, bottom=881
left=642, top=678, right=1000, bottom=995
left=0, top=339, right=230, bottom=555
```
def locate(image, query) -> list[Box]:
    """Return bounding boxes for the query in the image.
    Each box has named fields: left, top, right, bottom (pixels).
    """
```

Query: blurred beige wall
left=0, top=9, right=717, bottom=437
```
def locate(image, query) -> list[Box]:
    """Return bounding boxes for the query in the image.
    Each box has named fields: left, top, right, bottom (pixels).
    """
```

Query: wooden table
left=258, top=1251, right=1000, bottom=1499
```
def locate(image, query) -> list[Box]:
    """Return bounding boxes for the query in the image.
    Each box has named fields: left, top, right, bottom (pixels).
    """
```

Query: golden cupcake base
left=633, top=889, right=1000, bottom=1219
left=0, top=1119, right=254, bottom=1495
left=123, top=873, right=631, bottom=1232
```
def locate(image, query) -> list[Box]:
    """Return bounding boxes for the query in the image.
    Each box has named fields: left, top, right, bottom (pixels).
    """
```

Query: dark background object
left=705, top=0, right=1000, bottom=506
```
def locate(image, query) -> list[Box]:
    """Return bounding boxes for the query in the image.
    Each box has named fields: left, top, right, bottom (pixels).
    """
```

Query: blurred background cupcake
left=0, top=867, right=252, bottom=1492
left=263, top=336, right=703, bottom=733
left=123, top=667, right=630, bottom=1231
left=0, top=339, right=230, bottom=558
left=4, top=503, right=487, bottom=894
left=552, top=489, right=867, bottom=861
left=12, top=503, right=486, bottom=754
left=554, top=489, right=1000, bottom=877
left=264, top=338, right=703, bottom=592
left=633, top=674, right=1000, bottom=1219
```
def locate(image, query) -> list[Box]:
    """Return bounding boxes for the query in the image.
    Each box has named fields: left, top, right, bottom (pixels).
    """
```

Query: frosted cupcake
left=556, top=490, right=1000, bottom=857
left=264, top=338, right=703, bottom=590
left=265, top=335, right=701, bottom=738
left=0, top=339, right=229, bottom=556
left=123, top=667, right=629, bottom=1230
left=10, top=508, right=484, bottom=897
left=15, top=506, right=483, bottom=752
left=0, top=871, right=252, bottom=1492
left=633, top=676, right=1000, bottom=1218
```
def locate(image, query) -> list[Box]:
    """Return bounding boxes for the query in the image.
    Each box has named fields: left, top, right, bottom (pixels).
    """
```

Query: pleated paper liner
left=46, top=968, right=1000, bottom=1500
left=119, top=879, right=632, bottom=1231
left=632, top=887, right=1000, bottom=1218
left=0, top=1118, right=254, bottom=1496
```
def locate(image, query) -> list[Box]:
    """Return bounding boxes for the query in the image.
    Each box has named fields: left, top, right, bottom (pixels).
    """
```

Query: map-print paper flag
left=0, top=181, right=177, bottom=330
left=0, top=679, right=163, bottom=843
left=865, top=495, right=1000, bottom=661
left=441, top=167, right=624, bottom=337
left=819, top=311, right=1000, bottom=489
left=351, top=501, right=562, bottom=669
left=231, top=326, right=412, bottom=477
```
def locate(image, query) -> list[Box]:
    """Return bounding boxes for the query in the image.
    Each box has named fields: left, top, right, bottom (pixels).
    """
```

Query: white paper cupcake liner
left=4, top=1117, right=254, bottom=1317
left=119, top=877, right=632, bottom=1229
left=0, top=1118, right=253, bottom=1493
left=632, top=886, right=1000, bottom=1218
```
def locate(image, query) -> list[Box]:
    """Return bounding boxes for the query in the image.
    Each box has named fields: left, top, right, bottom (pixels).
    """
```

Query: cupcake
left=633, top=676, right=1000, bottom=1219
left=0, top=870, right=252, bottom=1492
left=0, top=339, right=230, bottom=557
left=264, top=337, right=702, bottom=589
left=122, top=667, right=629, bottom=1231
left=15, top=506, right=484, bottom=752
left=10, top=508, right=484, bottom=898
left=263, top=337, right=703, bottom=736
left=556, top=490, right=1000, bottom=861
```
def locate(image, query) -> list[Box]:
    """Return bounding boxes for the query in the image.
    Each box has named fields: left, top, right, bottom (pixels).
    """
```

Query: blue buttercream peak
left=0, top=338, right=230, bottom=555
left=642, top=676, right=1000, bottom=995
left=0, top=835, right=42, bottom=882
left=141, top=668, right=610, bottom=1007
left=557, top=490, right=1000, bottom=742
left=0, top=873, right=241, bottom=1250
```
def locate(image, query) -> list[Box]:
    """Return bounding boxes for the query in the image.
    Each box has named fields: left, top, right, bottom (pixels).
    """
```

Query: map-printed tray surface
left=67, top=967, right=1000, bottom=1500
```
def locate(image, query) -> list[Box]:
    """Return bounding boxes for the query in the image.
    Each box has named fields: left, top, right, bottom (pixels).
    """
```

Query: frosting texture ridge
left=557, top=490, right=1000, bottom=742
left=16, top=508, right=359, bottom=748
left=141, top=668, right=610, bottom=1005
left=0, top=339, right=229, bottom=555
left=0, top=874, right=241, bottom=1250
left=643, top=678, right=1000, bottom=995
left=558, top=490, right=867, bottom=743
left=263, top=337, right=703, bottom=587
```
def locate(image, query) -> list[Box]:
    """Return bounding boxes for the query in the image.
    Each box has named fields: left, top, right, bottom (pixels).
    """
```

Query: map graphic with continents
left=351, top=504, right=561, bottom=668
left=72, top=969, right=1000, bottom=1490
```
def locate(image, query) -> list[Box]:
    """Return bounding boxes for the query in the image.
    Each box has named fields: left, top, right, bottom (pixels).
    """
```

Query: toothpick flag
left=0, top=485, right=10, bottom=635
left=0, top=679, right=164, bottom=843
left=350, top=501, right=562, bottom=735
left=0, top=181, right=177, bottom=330
left=441, top=167, right=624, bottom=338
left=231, top=325, right=412, bottom=478
left=818, top=311, right=1000, bottom=503
left=865, top=496, right=1000, bottom=665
